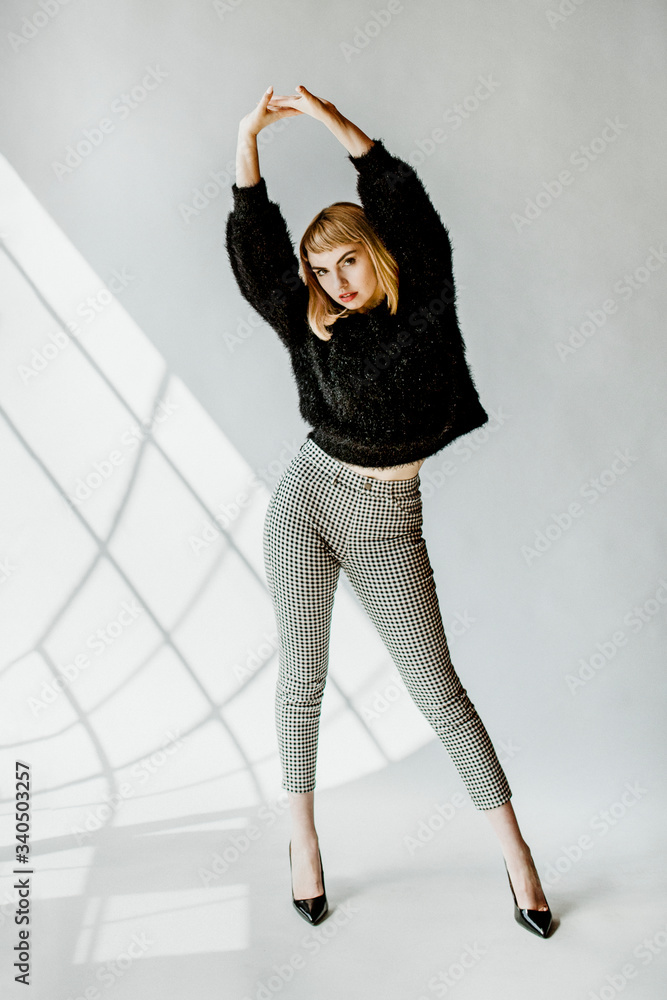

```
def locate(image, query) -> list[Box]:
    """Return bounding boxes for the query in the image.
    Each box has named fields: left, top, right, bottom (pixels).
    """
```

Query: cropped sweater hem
left=307, top=395, right=489, bottom=469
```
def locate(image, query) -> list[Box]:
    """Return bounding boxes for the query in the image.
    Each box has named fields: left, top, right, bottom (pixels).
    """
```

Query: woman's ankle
left=503, top=838, right=532, bottom=865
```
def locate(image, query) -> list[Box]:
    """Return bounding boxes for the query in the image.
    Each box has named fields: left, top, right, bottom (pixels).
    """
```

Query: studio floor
left=27, top=739, right=667, bottom=1000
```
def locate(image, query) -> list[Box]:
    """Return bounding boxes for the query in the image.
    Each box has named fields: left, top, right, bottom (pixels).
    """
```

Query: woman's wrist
left=323, top=109, right=374, bottom=157
left=235, top=128, right=261, bottom=187
left=238, top=121, right=259, bottom=141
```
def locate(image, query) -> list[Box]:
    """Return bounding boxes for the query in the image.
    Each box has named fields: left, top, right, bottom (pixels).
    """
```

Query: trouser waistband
left=299, top=437, right=421, bottom=497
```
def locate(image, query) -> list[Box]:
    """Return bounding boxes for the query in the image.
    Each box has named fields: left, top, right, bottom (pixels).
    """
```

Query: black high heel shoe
left=289, top=841, right=328, bottom=925
left=504, top=859, right=553, bottom=938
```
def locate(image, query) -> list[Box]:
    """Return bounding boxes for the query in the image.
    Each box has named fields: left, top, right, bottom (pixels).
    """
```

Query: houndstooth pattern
left=262, top=437, right=512, bottom=810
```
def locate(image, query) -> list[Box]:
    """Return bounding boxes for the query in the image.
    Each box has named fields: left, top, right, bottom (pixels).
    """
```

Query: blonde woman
left=225, top=84, right=553, bottom=938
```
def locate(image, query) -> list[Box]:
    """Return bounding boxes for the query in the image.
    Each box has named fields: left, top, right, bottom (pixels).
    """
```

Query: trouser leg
left=263, top=490, right=341, bottom=793
left=343, top=528, right=511, bottom=810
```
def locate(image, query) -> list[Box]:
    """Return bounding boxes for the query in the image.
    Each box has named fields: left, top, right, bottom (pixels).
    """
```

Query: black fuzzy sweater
left=224, top=137, right=489, bottom=468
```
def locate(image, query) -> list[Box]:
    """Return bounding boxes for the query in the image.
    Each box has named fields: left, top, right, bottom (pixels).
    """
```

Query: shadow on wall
left=0, top=156, right=439, bottom=964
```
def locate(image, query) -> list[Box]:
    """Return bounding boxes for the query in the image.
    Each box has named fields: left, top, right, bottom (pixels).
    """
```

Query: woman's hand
left=238, top=85, right=302, bottom=137
left=267, top=85, right=341, bottom=127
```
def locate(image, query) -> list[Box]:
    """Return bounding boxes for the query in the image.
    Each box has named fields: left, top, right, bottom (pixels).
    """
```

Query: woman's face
left=306, top=242, right=384, bottom=313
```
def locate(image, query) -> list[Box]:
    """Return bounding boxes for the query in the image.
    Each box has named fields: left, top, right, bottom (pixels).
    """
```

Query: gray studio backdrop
left=0, top=1, right=666, bottom=999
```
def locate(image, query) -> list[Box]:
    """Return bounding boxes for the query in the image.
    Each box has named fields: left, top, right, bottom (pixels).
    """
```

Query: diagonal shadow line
left=1, top=667, right=402, bottom=809
left=78, top=511, right=256, bottom=719
left=0, top=678, right=406, bottom=813
left=88, top=539, right=242, bottom=715
left=0, top=355, right=271, bottom=809
left=1, top=372, right=255, bottom=726
left=0, top=703, right=224, bottom=805
left=2, top=535, right=390, bottom=785
left=16, top=517, right=234, bottom=728
left=0, top=377, right=264, bottom=803
left=2, top=198, right=391, bottom=965
left=2, top=365, right=239, bottom=669
left=320, top=674, right=391, bottom=763
left=1, top=238, right=394, bottom=851
left=0, top=371, right=172, bottom=684
left=0, top=240, right=272, bottom=609
left=79, top=895, right=250, bottom=927
left=4, top=245, right=387, bottom=761
left=0, top=709, right=252, bottom=805
left=34, top=643, right=121, bottom=810
left=2, top=556, right=389, bottom=800
left=0, top=800, right=292, bottom=860
left=6, top=634, right=277, bottom=753
left=0, top=405, right=264, bottom=808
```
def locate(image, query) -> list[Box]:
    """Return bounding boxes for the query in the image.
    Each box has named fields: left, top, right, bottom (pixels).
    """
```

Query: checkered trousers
left=262, top=436, right=512, bottom=810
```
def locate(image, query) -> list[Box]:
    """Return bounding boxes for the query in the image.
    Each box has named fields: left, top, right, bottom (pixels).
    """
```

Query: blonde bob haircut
left=298, top=201, right=399, bottom=342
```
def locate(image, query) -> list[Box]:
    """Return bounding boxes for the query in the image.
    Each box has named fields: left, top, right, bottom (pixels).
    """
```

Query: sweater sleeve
left=224, top=177, right=309, bottom=348
left=347, top=138, right=455, bottom=300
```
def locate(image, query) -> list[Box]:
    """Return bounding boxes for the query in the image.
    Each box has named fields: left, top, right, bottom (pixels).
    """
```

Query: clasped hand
left=240, top=84, right=340, bottom=136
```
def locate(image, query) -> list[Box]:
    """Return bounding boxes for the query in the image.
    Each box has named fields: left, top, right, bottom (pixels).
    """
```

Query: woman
left=225, top=84, right=553, bottom=938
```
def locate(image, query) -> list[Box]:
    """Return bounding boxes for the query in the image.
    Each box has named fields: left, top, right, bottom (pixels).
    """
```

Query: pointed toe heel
left=504, top=860, right=553, bottom=938
left=289, top=841, right=328, bottom=925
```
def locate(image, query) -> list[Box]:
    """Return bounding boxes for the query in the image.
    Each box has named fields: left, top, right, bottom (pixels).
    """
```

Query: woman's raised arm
left=267, top=87, right=455, bottom=299
left=267, top=85, right=374, bottom=157
left=225, top=87, right=309, bottom=349
left=235, top=129, right=261, bottom=188
left=235, top=85, right=301, bottom=186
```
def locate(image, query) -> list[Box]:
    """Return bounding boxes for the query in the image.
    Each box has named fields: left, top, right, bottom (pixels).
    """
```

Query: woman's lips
left=339, top=291, right=357, bottom=302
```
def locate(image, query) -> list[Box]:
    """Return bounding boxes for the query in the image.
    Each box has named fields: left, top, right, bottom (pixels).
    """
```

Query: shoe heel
left=504, top=859, right=553, bottom=938
left=289, top=841, right=329, bottom=925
